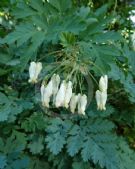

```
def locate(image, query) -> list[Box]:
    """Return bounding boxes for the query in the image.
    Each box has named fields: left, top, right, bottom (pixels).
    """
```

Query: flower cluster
left=40, top=74, right=87, bottom=115
left=95, top=75, right=108, bottom=111
left=28, top=62, right=108, bottom=114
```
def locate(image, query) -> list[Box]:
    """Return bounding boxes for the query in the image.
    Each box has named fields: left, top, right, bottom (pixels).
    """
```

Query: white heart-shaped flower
left=51, top=74, right=60, bottom=104
left=95, top=90, right=107, bottom=111
left=64, top=81, right=72, bottom=108
left=70, top=93, right=80, bottom=114
left=78, top=94, right=87, bottom=115
left=40, top=80, right=53, bottom=108
left=55, top=80, right=67, bottom=108
left=99, top=75, right=108, bottom=92
left=29, top=62, right=42, bottom=83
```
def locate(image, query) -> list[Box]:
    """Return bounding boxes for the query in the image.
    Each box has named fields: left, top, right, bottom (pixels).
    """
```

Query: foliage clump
left=0, top=0, right=135, bottom=169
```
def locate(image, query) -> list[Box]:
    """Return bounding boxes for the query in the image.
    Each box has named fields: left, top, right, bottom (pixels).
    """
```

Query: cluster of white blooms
left=28, top=62, right=42, bottom=83
left=40, top=74, right=87, bottom=115
left=28, top=61, right=87, bottom=115
left=95, top=75, right=108, bottom=111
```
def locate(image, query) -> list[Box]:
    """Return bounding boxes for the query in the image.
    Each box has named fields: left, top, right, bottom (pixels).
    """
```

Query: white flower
left=99, top=75, right=108, bottom=92
left=45, top=79, right=53, bottom=96
left=41, top=84, right=45, bottom=103
left=40, top=80, right=53, bottom=108
left=95, top=90, right=107, bottom=111
left=51, top=74, right=60, bottom=104
left=78, top=94, right=87, bottom=115
left=131, top=31, right=135, bottom=50
left=41, top=84, right=46, bottom=106
left=64, top=81, right=72, bottom=108
left=28, top=62, right=42, bottom=83
left=55, top=80, right=67, bottom=108
left=70, top=93, right=80, bottom=114
left=96, top=75, right=108, bottom=110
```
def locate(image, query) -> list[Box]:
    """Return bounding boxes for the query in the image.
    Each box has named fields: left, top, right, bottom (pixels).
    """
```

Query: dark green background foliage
left=0, top=0, right=135, bottom=168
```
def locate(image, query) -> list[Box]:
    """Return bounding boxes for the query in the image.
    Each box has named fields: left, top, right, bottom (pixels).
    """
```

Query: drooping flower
left=55, top=80, right=67, bottom=108
left=40, top=79, right=53, bottom=108
left=78, top=94, right=87, bottom=115
left=96, top=75, right=108, bottom=110
left=41, top=84, right=46, bottom=106
left=51, top=74, right=60, bottom=104
left=95, top=90, right=107, bottom=111
left=64, top=81, right=72, bottom=108
left=131, top=31, right=135, bottom=50
left=70, top=93, right=80, bottom=114
left=99, top=75, right=108, bottom=92
left=28, top=62, right=42, bottom=83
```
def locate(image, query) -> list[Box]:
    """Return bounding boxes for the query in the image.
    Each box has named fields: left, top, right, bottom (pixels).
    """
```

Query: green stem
left=89, top=60, right=104, bottom=75
left=88, top=71, right=99, bottom=87
left=38, top=50, right=62, bottom=61
left=113, top=0, right=117, bottom=14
